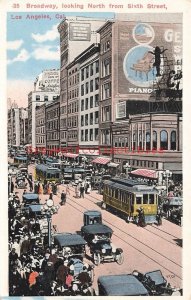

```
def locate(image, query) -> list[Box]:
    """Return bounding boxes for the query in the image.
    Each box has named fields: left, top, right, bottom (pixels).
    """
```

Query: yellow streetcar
left=102, top=178, right=158, bottom=224
left=35, top=164, right=62, bottom=183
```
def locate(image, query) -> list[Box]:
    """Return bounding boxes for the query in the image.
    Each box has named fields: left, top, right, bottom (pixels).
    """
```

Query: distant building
left=35, top=104, right=46, bottom=153
left=28, top=69, right=60, bottom=150
left=45, top=97, right=60, bottom=156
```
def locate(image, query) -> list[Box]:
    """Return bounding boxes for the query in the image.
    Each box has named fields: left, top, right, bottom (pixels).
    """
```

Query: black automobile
left=22, top=193, right=40, bottom=209
left=81, top=223, right=123, bottom=265
left=98, top=270, right=181, bottom=296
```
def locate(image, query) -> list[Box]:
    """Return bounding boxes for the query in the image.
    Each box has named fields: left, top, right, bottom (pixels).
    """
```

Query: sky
left=7, top=11, right=114, bottom=107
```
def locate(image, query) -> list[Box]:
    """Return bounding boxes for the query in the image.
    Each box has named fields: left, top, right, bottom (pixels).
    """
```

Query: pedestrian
left=60, top=190, right=66, bottom=205
left=49, top=192, right=53, bottom=200
left=29, top=180, right=33, bottom=192
left=156, top=208, right=162, bottom=226
left=11, top=181, right=14, bottom=193
left=80, top=184, right=85, bottom=198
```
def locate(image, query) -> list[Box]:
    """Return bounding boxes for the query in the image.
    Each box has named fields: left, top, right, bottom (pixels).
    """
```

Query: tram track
left=56, top=192, right=182, bottom=281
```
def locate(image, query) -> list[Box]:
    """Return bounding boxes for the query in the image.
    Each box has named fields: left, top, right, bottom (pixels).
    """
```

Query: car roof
left=54, top=233, right=87, bottom=247
left=84, top=210, right=102, bottom=217
left=81, top=224, right=113, bottom=235
left=28, top=204, right=42, bottom=212
left=98, top=274, right=148, bottom=296
left=22, top=193, right=39, bottom=201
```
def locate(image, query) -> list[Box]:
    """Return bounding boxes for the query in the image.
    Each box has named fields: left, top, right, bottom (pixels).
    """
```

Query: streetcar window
left=143, top=194, right=148, bottom=204
left=121, top=192, right=123, bottom=202
left=115, top=189, right=118, bottom=198
left=148, top=194, right=155, bottom=204
left=136, top=196, right=142, bottom=204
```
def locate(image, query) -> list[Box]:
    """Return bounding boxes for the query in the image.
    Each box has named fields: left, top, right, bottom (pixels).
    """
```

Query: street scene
left=7, top=12, right=182, bottom=296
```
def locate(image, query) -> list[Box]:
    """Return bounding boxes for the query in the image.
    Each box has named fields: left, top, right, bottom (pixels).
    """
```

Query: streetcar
left=102, top=178, right=158, bottom=224
left=35, top=164, right=62, bottom=183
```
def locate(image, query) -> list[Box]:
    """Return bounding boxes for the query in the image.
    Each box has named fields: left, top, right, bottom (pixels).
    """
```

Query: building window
left=104, top=40, right=110, bottom=52
left=90, top=129, right=93, bottom=141
left=85, top=98, right=88, bottom=110
left=36, top=95, right=40, bottom=101
left=85, top=82, right=89, bottom=94
left=85, top=114, right=88, bottom=126
left=102, top=82, right=111, bottom=99
left=146, top=132, right=150, bottom=150
left=90, top=96, right=93, bottom=108
left=81, top=100, right=84, bottom=111
left=153, top=131, right=157, bottom=150
left=95, top=111, right=99, bottom=124
left=90, top=113, right=93, bottom=125
left=95, top=78, right=99, bottom=90
left=102, top=106, right=111, bottom=122
left=103, top=58, right=111, bottom=76
left=95, top=94, right=99, bottom=107
left=95, top=60, right=99, bottom=73
left=85, top=129, right=88, bottom=141
left=90, top=63, right=94, bottom=76
left=44, top=96, right=48, bottom=101
left=81, top=69, right=84, bottom=81
left=171, top=131, right=176, bottom=150
left=95, top=128, right=99, bottom=141
left=81, top=130, right=84, bottom=141
left=81, top=116, right=84, bottom=127
left=133, top=133, right=136, bottom=150
left=160, top=130, right=168, bottom=150
left=81, top=84, right=84, bottom=96
left=90, top=80, right=93, bottom=92
left=86, top=66, right=89, bottom=78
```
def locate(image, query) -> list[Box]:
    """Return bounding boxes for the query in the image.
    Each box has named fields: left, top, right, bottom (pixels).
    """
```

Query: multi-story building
left=20, top=108, right=28, bottom=146
left=78, top=44, right=100, bottom=156
left=46, top=98, right=60, bottom=156
left=28, top=69, right=60, bottom=150
left=58, top=16, right=108, bottom=150
left=35, top=104, right=46, bottom=152
left=97, top=16, right=182, bottom=154
left=7, top=108, right=20, bottom=147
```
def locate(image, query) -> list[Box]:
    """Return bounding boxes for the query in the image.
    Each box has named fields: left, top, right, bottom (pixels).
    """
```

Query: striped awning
left=131, top=168, right=157, bottom=179
left=92, top=157, right=111, bottom=165
left=64, top=153, right=79, bottom=158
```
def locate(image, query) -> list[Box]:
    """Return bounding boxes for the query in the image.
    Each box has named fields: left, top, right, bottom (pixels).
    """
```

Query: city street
left=13, top=163, right=182, bottom=292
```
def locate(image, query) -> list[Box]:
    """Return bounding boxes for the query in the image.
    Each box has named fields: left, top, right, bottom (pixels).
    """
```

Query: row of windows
left=81, top=78, right=99, bottom=96
left=46, top=108, right=59, bottom=120
left=68, top=116, right=78, bottom=128
left=68, top=88, right=79, bottom=100
left=81, top=94, right=99, bottom=111
left=68, top=72, right=79, bottom=87
left=36, top=95, right=58, bottom=102
left=68, top=101, right=78, bottom=114
left=132, top=130, right=177, bottom=151
left=36, top=136, right=45, bottom=144
left=47, top=120, right=59, bottom=130
left=47, top=132, right=59, bottom=141
left=81, top=128, right=99, bottom=142
left=60, top=131, right=67, bottom=139
left=68, top=130, right=78, bottom=141
left=36, top=126, right=45, bottom=134
left=81, top=112, right=99, bottom=126
left=36, top=118, right=45, bottom=126
left=81, top=61, right=99, bottom=81
left=101, top=40, right=110, bottom=53
left=129, top=160, right=158, bottom=169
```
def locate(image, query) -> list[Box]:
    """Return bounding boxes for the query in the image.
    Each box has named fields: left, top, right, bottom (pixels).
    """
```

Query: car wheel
left=93, top=253, right=101, bottom=266
left=116, top=252, right=124, bottom=265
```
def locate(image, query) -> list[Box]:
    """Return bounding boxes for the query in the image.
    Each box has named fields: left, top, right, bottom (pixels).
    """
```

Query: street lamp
left=124, top=163, right=131, bottom=178
left=162, top=169, right=172, bottom=196
left=42, top=199, right=60, bottom=248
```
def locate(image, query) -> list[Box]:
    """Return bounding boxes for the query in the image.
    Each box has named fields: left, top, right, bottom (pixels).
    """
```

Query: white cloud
left=32, top=45, right=60, bottom=61
left=31, top=24, right=59, bottom=43
left=7, top=49, right=30, bottom=65
left=7, top=39, right=23, bottom=50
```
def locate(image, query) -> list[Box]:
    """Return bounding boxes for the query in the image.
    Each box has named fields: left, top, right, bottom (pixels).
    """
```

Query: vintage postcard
left=0, top=0, right=191, bottom=298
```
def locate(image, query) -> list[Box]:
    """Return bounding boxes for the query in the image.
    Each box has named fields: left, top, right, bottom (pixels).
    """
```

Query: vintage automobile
left=22, top=193, right=40, bottom=208
left=53, top=233, right=94, bottom=280
left=98, top=270, right=181, bottom=296
left=81, top=211, right=124, bottom=265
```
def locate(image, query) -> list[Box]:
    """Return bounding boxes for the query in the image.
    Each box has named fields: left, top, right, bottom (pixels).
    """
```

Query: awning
left=107, top=162, right=119, bottom=168
left=131, top=168, right=157, bottom=179
left=64, top=153, right=79, bottom=158
left=92, top=157, right=111, bottom=165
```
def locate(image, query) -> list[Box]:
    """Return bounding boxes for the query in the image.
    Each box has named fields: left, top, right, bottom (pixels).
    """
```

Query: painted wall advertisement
left=114, top=18, right=182, bottom=95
